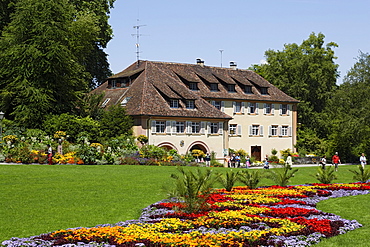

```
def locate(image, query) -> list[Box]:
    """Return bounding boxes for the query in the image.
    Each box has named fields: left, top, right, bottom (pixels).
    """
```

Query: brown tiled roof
left=92, top=60, right=298, bottom=119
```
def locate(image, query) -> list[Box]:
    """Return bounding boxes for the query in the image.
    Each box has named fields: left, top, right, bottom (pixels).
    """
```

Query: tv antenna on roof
left=132, top=19, right=146, bottom=66
left=219, top=49, right=224, bottom=68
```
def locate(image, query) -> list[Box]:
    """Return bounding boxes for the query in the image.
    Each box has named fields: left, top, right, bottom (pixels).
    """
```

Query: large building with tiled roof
left=92, top=60, right=299, bottom=162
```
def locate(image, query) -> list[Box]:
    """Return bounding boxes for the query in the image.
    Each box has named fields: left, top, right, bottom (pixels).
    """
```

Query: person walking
left=230, top=154, right=236, bottom=168
left=245, top=155, right=251, bottom=168
left=47, top=144, right=53, bottom=165
left=235, top=154, right=241, bottom=168
left=360, top=153, right=367, bottom=169
left=263, top=155, right=269, bottom=169
left=205, top=153, right=211, bottom=167
left=332, top=152, right=341, bottom=172
left=285, top=154, right=293, bottom=167
left=320, top=155, right=327, bottom=170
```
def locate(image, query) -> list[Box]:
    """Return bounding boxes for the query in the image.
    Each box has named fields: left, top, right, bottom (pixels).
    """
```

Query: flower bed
left=3, top=183, right=370, bottom=247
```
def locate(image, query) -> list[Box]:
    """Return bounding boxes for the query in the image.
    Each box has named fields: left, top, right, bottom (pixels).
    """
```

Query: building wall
left=132, top=101, right=296, bottom=160
left=224, top=101, right=296, bottom=159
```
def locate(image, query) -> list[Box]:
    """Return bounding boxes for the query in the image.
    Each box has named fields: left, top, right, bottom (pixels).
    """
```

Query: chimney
left=196, top=58, right=204, bottom=67
left=230, top=61, right=237, bottom=70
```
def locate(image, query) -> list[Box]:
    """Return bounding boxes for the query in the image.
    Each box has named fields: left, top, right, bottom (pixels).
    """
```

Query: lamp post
left=0, top=111, right=4, bottom=138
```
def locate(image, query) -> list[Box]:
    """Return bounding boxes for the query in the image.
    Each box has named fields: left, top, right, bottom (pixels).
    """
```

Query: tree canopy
left=0, top=0, right=114, bottom=128
left=251, top=32, right=339, bottom=130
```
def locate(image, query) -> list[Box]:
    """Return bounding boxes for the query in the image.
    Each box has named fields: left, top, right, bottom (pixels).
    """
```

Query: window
left=111, top=80, right=116, bottom=88
left=248, top=102, right=258, bottom=114
left=170, top=99, right=179, bottom=108
left=251, top=125, right=260, bottom=136
left=176, top=121, right=185, bottom=133
left=229, top=124, right=237, bottom=135
left=269, top=125, right=278, bottom=136
left=210, top=83, right=219, bottom=91
left=281, top=126, right=289, bottom=136
left=210, top=122, right=219, bottom=134
left=264, top=103, right=274, bottom=115
left=260, top=87, right=268, bottom=95
left=155, top=121, right=165, bottom=133
left=191, top=122, right=200, bottom=134
left=186, top=100, right=195, bottom=109
left=234, top=102, right=243, bottom=114
left=280, top=104, right=289, bottom=115
left=249, top=125, right=263, bottom=136
left=213, top=101, right=222, bottom=110
left=120, top=97, right=131, bottom=106
left=228, top=84, right=236, bottom=93
left=244, top=85, right=252, bottom=94
left=189, top=82, right=198, bottom=90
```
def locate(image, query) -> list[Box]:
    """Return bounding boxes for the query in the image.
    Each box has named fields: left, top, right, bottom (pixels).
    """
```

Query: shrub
left=218, top=170, right=240, bottom=192
left=312, top=166, right=337, bottom=184
left=267, top=163, right=299, bottom=186
left=169, top=167, right=217, bottom=213
left=119, top=157, right=140, bottom=165
left=238, top=170, right=263, bottom=189
left=349, top=165, right=370, bottom=183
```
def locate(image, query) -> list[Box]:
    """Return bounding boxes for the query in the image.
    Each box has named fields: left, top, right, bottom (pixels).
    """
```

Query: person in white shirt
left=360, top=153, right=367, bottom=169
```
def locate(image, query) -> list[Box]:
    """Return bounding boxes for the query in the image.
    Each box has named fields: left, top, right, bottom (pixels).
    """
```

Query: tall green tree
left=251, top=33, right=339, bottom=130
left=0, top=0, right=91, bottom=128
left=323, top=52, right=370, bottom=161
left=0, top=0, right=113, bottom=88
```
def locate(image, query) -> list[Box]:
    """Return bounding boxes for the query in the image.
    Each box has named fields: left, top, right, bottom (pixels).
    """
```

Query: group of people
left=224, top=154, right=251, bottom=168
left=320, top=152, right=367, bottom=171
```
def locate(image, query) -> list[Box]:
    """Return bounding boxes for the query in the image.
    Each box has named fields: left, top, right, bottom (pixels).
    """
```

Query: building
left=92, top=60, right=299, bottom=161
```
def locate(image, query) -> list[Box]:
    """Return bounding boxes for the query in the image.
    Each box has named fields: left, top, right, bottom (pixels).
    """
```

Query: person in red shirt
left=332, top=152, right=341, bottom=171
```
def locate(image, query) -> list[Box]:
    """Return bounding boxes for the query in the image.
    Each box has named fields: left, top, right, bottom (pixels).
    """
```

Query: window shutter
left=256, top=103, right=259, bottom=114
left=271, top=104, right=275, bottom=115
left=263, top=103, right=267, bottom=115
left=201, top=122, right=205, bottom=134
left=288, top=126, right=292, bottom=137
left=221, top=101, right=225, bottom=112
left=237, top=125, right=242, bottom=136
left=218, top=122, right=223, bottom=135
left=249, top=125, right=252, bottom=136
left=207, top=122, right=211, bottom=134
left=260, top=125, right=263, bottom=136
left=186, top=121, right=191, bottom=134
left=268, top=125, right=272, bottom=136
left=151, top=120, right=156, bottom=133
left=166, top=121, right=171, bottom=133
left=287, top=105, right=290, bottom=116
left=247, top=102, right=251, bottom=114
left=241, top=102, right=245, bottom=114
left=172, top=121, right=176, bottom=134
left=279, top=104, right=282, bottom=115
left=278, top=126, right=282, bottom=136
left=233, top=101, right=236, bottom=113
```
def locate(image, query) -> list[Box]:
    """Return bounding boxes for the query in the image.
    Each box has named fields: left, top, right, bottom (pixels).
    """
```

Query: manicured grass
left=0, top=164, right=368, bottom=246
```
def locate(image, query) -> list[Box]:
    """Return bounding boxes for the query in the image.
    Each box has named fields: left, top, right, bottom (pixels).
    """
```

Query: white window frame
left=186, top=100, right=195, bottom=109
left=170, top=99, right=179, bottom=108
left=269, top=125, right=278, bottom=136
left=191, top=122, right=201, bottom=134
left=248, top=102, right=259, bottom=114
left=175, top=121, right=185, bottom=134
left=264, top=103, right=274, bottom=115
left=229, top=124, right=237, bottom=135
left=209, top=122, right=219, bottom=134
left=101, top=98, right=111, bottom=107
left=280, top=104, right=290, bottom=115
left=152, top=120, right=165, bottom=133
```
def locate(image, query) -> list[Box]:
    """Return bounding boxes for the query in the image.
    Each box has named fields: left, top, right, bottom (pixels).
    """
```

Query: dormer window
left=170, top=99, right=179, bottom=108
left=186, top=100, right=195, bottom=109
left=260, top=87, right=268, bottom=95
left=189, top=82, right=198, bottom=91
left=244, top=85, right=252, bottom=94
left=210, top=83, right=219, bottom=92
left=111, top=80, right=117, bottom=88
left=228, top=84, right=236, bottom=93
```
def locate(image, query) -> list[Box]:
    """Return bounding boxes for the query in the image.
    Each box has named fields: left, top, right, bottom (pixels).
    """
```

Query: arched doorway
left=157, top=142, right=178, bottom=152
left=187, top=141, right=209, bottom=154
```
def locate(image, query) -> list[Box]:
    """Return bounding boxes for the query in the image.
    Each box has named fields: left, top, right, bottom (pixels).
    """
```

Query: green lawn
left=0, top=164, right=369, bottom=246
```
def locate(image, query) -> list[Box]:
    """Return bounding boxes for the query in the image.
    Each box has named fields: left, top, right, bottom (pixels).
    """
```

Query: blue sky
left=105, top=0, right=370, bottom=84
